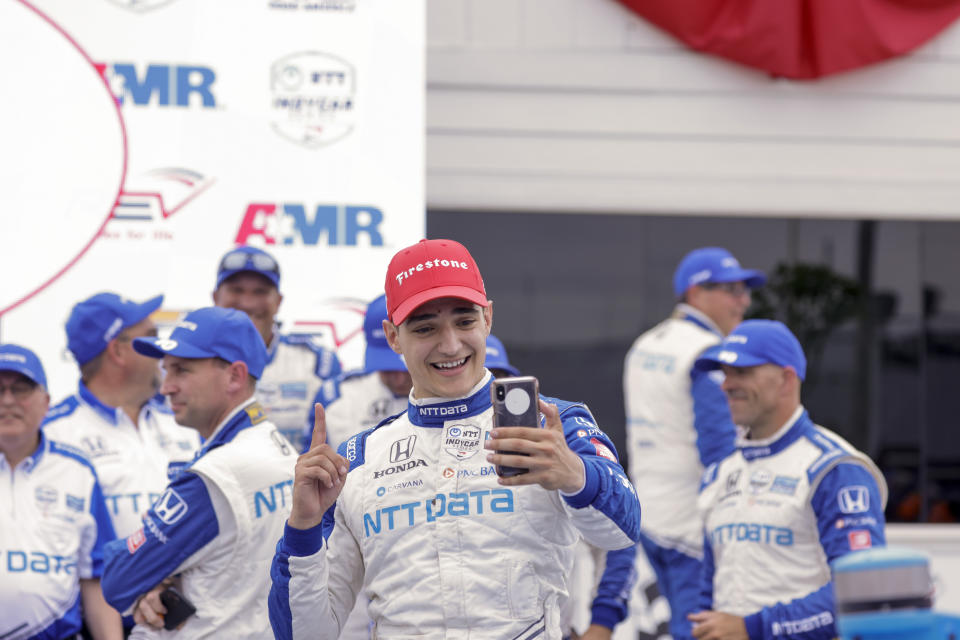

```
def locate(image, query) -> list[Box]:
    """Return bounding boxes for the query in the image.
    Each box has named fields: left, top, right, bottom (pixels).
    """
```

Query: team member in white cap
left=44, top=293, right=200, bottom=539
left=101, top=307, right=298, bottom=638
left=1, top=344, right=121, bottom=640
left=213, top=245, right=342, bottom=449
left=270, top=238, right=642, bottom=640
left=623, top=247, right=765, bottom=640
left=691, top=320, right=887, bottom=640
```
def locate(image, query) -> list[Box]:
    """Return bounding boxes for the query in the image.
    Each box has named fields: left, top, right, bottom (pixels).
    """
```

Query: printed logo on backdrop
left=235, top=202, right=384, bottom=247
left=106, top=0, right=179, bottom=12
left=269, top=0, right=356, bottom=11
left=270, top=51, right=355, bottom=148
left=101, top=168, right=214, bottom=242
left=98, top=61, right=217, bottom=108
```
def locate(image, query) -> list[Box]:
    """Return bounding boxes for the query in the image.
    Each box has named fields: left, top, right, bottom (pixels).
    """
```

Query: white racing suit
left=698, top=407, right=888, bottom=640
left=269, top=373, right=642, bottom=640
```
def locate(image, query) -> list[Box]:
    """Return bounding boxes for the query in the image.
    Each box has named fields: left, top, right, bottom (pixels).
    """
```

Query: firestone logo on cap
left=393, top=258, right=470, bottom=286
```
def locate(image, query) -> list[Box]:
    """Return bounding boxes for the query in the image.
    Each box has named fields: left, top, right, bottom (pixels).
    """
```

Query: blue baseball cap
left=694, top=320, right=807, bottom=381
left=66, top=293, right=164, bottom=365
left=672, top=247, right=766, bottom=298
left=132, top=307, right=268, bottom=378
left=216, top=246, right=280, bottom=289
left=485, top=334, right=520, bottom=377
left=364, top=294, right=406, bottom=373
left=0, top=344, right=47, bottom=390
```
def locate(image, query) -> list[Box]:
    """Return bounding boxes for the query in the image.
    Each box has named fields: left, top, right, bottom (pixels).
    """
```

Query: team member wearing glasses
left=623, top=247, right=765, bottom=640
left=213, top=246, right=342, bottom=450
left=44, top=293, right=200, bottom=539
left=0, top=344, right=122, bottom=640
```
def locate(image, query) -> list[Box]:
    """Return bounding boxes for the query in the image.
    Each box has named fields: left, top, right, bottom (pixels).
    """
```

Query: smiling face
left=384, top=297, right=492, bottom=400
left=213, top=272, right=282, bottom=346
left=720, top=363, right=798, bottom=437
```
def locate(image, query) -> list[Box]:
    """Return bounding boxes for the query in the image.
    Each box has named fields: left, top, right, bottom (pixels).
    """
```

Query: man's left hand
left=689, top=610, right=748, bottom=640
left=484, top=399, right=585, bottom=493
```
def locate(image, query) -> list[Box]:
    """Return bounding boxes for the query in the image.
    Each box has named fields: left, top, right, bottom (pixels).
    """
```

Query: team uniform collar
left=673, top=303, right=723, bottom=337
left=78, top=380, right=122, bottom=426
left=195, top=396, right=261, bottom=457
left=407, top=371, right=493, bottom=427
left=738, top=405, right=808, bottom=460
left=264, top=327, right=280, bottom=366
left=2, top=429, right=48, bottom=474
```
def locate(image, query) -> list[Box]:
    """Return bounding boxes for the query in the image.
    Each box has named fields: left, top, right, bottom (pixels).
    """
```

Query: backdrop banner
left=0, top=0, right=425, bottom=398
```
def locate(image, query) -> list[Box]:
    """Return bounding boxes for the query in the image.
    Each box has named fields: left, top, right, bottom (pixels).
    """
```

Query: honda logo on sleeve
left=837, top=486, right=870, bottom=514
left=153, top=488, right=188, bottom=524
left=390, top=436, right=417, bottom=463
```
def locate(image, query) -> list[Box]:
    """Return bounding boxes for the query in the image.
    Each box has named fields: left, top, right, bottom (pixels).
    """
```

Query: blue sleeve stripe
left=101, top=473, right=219, bottom=612
left=88, top=480, right=117, bottom=576
left=269, top=537, right=295, bottom=640
left=557, top=403, right=641, bottom=543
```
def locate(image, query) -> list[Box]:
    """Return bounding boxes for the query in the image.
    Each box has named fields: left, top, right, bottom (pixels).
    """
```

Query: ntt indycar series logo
left=270, top=51, right=355, bottom=148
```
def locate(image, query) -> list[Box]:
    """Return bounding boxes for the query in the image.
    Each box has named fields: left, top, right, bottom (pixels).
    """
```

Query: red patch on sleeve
left=590, top=438, right=617, bottom=463
left=848, top=529, right=871, bottom=550
left=126, top=527, right=146, bottom=554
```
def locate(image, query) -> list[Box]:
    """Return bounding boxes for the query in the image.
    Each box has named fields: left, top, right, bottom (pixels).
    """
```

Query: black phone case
left=160, top=586, right=197, bottom=631
left=491, top=376, right=540, bottom=477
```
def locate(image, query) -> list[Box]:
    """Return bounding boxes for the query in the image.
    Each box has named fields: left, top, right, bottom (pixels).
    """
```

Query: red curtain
left=618, top=0, right=960, bottom=79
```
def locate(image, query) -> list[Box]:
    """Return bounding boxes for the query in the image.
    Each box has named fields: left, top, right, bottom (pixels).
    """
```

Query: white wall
left=427, top=0, right=960, bottom=219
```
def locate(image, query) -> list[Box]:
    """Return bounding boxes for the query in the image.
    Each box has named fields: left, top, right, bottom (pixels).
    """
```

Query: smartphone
left=159, top=585, right=196, bottom=631
left=491, top=376, right=540, bottom=477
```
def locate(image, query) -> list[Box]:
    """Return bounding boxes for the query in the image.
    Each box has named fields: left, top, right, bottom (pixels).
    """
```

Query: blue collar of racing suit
left=673, top=303, right=723, bottom=337
left=406, top=371, right=493, bottom=428
left=739, top=406, right=811, bottom=461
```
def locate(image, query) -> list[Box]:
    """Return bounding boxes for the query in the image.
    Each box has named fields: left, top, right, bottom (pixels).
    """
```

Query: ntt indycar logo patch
left=394, top=259, right=470, bottom=286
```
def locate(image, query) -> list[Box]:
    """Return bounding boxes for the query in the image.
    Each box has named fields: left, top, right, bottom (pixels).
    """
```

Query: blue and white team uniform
left=42, top=382, right=200, bottom=538
left=101, top=400, right=298, bottom=638
left=564, top=541, right=638, bottom=638
left=270, top=372, right=642, bottom=640
left=0, top=432, right=116, bottom=640
left=623, top=303, right=735, bottom=637
left=258, top=331, right=341, bottom=450
left=303, top=371, right=409, bottom=453
left=698, top=407, right=888, bottom=640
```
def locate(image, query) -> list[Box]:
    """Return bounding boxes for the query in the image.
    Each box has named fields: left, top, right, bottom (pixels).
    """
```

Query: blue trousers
left=638, top=532, right=702, bottom=640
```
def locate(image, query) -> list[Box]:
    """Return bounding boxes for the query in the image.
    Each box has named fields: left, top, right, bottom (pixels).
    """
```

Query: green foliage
left=748, top=263, right=862, bottom=387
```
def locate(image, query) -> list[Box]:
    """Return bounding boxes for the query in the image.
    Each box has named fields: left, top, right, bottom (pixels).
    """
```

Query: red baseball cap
left=384, top=239, right=488, bottom=324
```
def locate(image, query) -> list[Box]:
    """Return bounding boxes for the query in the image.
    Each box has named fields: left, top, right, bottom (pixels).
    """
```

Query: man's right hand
left=288, top=403, right=349, bottom=530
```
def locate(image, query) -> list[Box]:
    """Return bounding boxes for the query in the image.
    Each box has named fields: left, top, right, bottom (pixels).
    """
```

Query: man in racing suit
left=303, top=293, right=411, bottom=453
left=623, top=247, right=765, bottom=640
left=100, top=307, right=299, bottom=638
left=691, top=320, right=887, bottom=640
left=269, top=238, right=642, bottom=640
left=213, top=245, right=341, bottom=449
left=1, top=344, right=121, bottom=640
left=44, top=292, right=200, bottom=539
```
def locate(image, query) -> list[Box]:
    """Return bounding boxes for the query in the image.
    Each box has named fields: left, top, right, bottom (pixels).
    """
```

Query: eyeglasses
left=0, top=380, right=39, bottom=400
left=700, top=281, right=749, bottom=297
left=218, top=250, right=279, bottom=276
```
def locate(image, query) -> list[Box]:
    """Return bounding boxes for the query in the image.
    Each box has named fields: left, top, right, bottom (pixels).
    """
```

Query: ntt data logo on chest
left=99, top=62, right=217, bottom=108
left=235, top=203, right=384, bottom=246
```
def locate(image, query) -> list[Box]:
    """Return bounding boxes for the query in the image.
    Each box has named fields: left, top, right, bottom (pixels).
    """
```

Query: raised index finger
left=310, top=402, right=328, bottom=450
